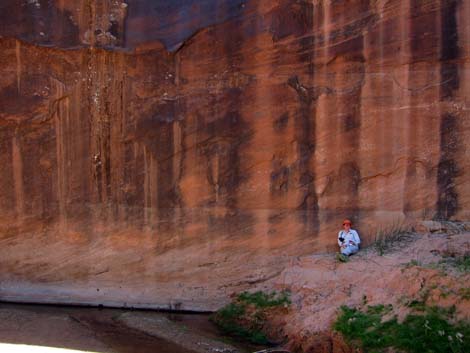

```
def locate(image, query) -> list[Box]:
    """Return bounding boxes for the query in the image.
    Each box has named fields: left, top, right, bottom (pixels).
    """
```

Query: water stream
left=0, top=303, right=264, bottom=353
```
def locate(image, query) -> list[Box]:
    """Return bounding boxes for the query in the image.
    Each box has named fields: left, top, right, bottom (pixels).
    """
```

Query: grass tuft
left=404, top=259, right=421, bottom=268
left=373, top=220, right=413, bottom=256
left=451, top=255, right=470, bottom=273
left=428, top=254, right=470, bottom=274
left=237, top=290, right=291, bottom=308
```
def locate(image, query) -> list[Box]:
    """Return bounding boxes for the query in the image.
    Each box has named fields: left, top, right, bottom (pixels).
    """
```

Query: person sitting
left=338, top=219, right=360, bottom=256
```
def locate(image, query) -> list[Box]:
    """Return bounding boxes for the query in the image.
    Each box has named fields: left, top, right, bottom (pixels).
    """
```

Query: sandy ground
left=257, top=231, right=470, bottom=351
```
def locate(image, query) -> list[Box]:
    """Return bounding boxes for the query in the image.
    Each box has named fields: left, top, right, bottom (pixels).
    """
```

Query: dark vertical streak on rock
left=201, top=104, right=255, bottom=237
left=200, top=5, right=255, bottom=236
left=103, top=83, right=112, bottom=205
left=156, top=120, right=175, bottom=225
left=340, top=74, right=363, bottom=222
left=300, top=3, right=319, bottom=234
left=436, top=113, right=460, bottom=220
left=202, top=96, right=252, bottom=225
left=272, top=112, right=289, bottom=132
left=292, top=76, right=318, bottom=231
left=286, top=1, right=319, bottom=234
left=404, top=0, right=443, bottom=216
left=0, top=129, right=16, bottom=215
left=403, top=0, right=419, bottom=216
left=222, top=17, right=240, bottom=210
left=440, top=0, right=460, bottom=100
left=436, top=0, right=460, bottom=220
left=138, top=97, right=184, bottom=231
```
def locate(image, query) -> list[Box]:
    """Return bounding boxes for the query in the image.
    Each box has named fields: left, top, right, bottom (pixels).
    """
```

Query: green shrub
left=211, top=290, right=291, bottom=345
left=458, top=288, right=470, bottom=300
left=334, top=305, right=470, bottom=353
left=454, top=255, right=470, bottom=273
left=211, top=302, right=269, bottom=344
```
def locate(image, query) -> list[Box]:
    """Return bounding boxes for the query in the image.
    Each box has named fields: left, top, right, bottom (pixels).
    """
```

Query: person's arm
left=353, top=230, right=360, bottom=245
left=338, top=231, right=344, bottom=247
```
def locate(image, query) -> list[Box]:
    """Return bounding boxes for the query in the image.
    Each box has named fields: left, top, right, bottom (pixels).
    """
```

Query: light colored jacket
left=338, top=229, right=361, bottom=247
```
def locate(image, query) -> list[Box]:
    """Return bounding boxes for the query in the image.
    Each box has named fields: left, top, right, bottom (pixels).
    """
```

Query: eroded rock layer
left=0, top=0, right=469, bottom=310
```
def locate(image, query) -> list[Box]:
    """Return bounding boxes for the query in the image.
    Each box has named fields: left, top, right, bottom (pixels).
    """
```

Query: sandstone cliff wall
left=0, top=0, right=469, bottom=310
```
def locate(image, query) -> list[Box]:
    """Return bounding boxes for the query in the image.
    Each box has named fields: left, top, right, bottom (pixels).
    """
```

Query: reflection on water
left=0, top=343, right=101, bottom=353
left=0, top=302, right=269, bottom=353
left=0, top=303, right=199, bottom=353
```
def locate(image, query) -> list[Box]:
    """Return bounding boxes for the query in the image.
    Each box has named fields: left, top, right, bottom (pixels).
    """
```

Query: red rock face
left=0, top=0, right=469, bottom=309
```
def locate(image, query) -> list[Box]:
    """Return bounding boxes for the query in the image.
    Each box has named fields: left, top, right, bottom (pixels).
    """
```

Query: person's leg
left=342, top=245, right=358, bottom=256
left=348, top=245, right=359, bottom=255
